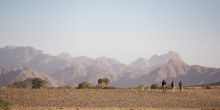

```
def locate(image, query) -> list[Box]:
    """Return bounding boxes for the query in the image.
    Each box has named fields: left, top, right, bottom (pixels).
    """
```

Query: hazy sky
left=0, top=0, right=220, bottom=67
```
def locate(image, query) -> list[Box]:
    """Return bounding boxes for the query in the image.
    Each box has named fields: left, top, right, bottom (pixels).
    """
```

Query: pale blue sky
left=0, top=0, right=220, bottom=67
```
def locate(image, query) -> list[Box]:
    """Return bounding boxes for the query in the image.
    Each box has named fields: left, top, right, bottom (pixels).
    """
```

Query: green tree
left=102, top=78, right=110, bottom=85
left=97, top=78, right=110, bottom=88
left=32, top=78, right=47, bottom=89
left=98, top=78, right=103, bottom=85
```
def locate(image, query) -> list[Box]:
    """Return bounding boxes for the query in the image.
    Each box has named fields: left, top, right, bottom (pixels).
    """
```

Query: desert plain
left=0, top=88, right=220, bottom=110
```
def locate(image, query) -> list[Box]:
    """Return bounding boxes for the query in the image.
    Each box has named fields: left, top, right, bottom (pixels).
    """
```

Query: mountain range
left=0, top=46, right=219, bottom=87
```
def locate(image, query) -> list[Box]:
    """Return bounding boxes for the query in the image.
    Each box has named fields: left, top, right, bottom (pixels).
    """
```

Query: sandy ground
left=0, top=88, right=219, bottom=110
left=10, top=107, right=214, bottom=110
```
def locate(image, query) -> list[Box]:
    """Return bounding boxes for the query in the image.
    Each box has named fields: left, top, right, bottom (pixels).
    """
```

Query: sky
left=0, top=0, right=220, bottom=67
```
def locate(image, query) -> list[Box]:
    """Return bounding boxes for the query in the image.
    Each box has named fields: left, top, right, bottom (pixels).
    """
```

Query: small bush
left=150, top=84, right=160, bottom=89
left=0, top=98, right=12, bottom=110
left=77, top=82, right=93, bottom=89
left=32, top=78, right=47, bottom=89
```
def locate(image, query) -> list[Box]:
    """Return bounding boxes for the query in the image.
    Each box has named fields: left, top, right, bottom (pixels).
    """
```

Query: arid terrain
left=0, top=88, right=220, bottom=110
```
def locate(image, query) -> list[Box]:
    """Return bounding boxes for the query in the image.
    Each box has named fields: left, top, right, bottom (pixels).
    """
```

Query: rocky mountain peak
left=149, top=51, right=181, bottom=67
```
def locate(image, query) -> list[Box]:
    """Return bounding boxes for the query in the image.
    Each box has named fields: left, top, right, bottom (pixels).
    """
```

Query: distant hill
left=0, top=66, right=60, bottom=87
left=52, top=57, right=128, bottom=85
left=140, top=59, right=220, bottom=86
left=0, top=46, right=73, bottom=74
left=0, top=46, right=219, bottom=87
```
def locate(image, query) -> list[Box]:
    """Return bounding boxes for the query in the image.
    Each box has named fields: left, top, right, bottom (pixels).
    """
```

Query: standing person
left=171, top=81, right=175, bottom=93
left=162, top=80, right=166, bottom=93
left=179, top=80, right=183, bottom=93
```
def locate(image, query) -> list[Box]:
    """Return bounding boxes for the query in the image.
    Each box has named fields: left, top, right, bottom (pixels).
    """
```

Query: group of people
left=161, top=80, right=183, bottom=93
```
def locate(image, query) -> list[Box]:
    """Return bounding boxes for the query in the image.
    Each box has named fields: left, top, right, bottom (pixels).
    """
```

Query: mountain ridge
left=0, top=46, right=219, bottom=87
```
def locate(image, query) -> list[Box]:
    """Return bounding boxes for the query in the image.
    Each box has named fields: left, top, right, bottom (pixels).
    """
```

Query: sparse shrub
left=145, top=86, right=149, bottom=89
left=151, top=84, right=160, bottom=89
left=77, top=82, right=93, bottom=89
left=0, top=98, right=12, bottom=110
left=32, top=78, right=47, bottom=89
left=206, top=86, right=211, bottom=89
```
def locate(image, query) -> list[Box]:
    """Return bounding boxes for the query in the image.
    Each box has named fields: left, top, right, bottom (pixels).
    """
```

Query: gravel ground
left=0, top=88, right=219, bottom=110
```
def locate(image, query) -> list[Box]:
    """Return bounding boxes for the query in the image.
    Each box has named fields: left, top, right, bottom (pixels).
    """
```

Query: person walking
left=179, top=80, right=183, bottom=93
left=162, top=80, right=166, bottom=93
left=171, top=81, right=175, bottom=93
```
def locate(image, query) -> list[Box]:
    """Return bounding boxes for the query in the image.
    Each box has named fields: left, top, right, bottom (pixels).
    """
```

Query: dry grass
left=0, top=88, right=219, bottom=110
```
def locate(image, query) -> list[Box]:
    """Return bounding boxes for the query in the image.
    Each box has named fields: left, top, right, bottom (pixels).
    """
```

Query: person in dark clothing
left=171, top=81, right=175, bottom=93
left=162, top=80, right=166, bottom=93
left=179, top=80, right=183, bottom=93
